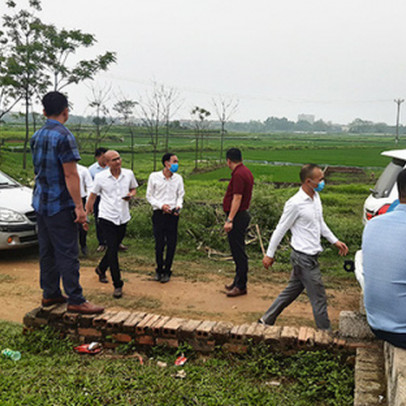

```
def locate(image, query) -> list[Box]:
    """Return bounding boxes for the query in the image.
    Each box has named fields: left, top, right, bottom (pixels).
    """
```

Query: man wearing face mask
left=259, top=163, right=348, bottom=331
left=146, top=153, right=185, bottom=283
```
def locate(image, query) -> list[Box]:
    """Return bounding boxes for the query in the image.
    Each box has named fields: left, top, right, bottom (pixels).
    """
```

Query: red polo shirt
left=223, top=163, right=254, bottom=213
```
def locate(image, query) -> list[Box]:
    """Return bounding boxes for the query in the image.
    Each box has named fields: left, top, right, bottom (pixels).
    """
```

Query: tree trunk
left=23, top=95, right=30, bottom=170
left=220, top=121, right=225, bottom=162
left=130, top=127, right=134, bottom=172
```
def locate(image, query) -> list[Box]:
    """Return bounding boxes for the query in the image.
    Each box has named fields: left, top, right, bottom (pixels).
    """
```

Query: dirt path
left=0, top=256, right=360, bottom=329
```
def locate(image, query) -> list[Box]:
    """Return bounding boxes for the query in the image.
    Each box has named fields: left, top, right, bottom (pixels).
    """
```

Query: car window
left=372, top=159, right=405, bottom=198
left=0, top=171, right=20, bottom=188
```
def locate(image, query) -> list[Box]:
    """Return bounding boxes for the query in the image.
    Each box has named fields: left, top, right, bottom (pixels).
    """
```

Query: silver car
left=0, top=170, right=37, bottom=249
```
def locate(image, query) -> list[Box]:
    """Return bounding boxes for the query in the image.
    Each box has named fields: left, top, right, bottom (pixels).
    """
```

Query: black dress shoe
left=154, top=272, right=162, bottom=282
left=226, top=287, right=247, bottom=297
left=118, top=243, right=128, bottom=251
left=95, top=266, right=108, bottom=283
left=160, top=274, right=170, bottom=284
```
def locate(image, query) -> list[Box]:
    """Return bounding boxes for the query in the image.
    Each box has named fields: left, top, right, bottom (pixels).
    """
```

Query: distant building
left=297, top=114, right=315, bottom=124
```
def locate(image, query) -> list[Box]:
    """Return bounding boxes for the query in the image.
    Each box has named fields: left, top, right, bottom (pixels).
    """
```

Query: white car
left=0, top=170, right=38, bottom=249
left=363, top=149, right=406, bottom=224
left=356, top=149, right=406, bottom=287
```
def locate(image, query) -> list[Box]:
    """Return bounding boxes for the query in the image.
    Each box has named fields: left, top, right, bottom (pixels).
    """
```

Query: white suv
left=0, top=170, right=37, bottom=249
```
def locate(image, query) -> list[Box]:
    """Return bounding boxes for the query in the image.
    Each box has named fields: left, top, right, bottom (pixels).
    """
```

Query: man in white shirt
left=259, top=164, right=348, bottom=330
left=146, top=153, right=185, bottom=283
left=86, top=150, right=138, bottom=298
left=77, top=164, right=93, bottom=256
left=88, top=147, right=108, bottom=252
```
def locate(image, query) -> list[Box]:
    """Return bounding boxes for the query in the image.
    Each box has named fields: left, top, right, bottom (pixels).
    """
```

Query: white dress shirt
left=77, top=164, right=93, bottom=198
left=146, top=171, right=185, bottom=211
left=266, top=187, right=338, bottom=257
left=91, top=168, right=138, bottom=225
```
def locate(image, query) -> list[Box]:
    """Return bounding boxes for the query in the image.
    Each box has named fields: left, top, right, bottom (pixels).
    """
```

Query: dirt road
left=0, top=253, right=360, bottom=329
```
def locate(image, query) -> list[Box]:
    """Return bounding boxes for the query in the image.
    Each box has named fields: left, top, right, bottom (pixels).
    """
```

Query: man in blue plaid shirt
left=31, top=91, right=104, bottom=314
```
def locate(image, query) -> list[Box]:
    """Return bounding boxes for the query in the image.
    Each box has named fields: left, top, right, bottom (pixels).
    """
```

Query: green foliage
left=0, top=322, right=354, bottom=405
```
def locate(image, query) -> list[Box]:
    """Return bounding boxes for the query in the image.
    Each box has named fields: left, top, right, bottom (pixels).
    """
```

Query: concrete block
left=106, top=311, right=132, bottom=330
left=178, top=319, right=202, bottom=339
left=93, top=310, right=117, bottom=328
left=263, top=326, right=282, bottom=346
left=151, top=316, right=171, bottom=335
left=23, top=307, right=43, bottom=328
left=122, top=312, right=147, bottom=332
left=190, top=338, right=215, bottom=353
left=136, top=314, right=160, bottom=335
left=230, top=323, right=251, bottom=342
left=280, top=326, right=299, bottom=347
left=162, top=317, right=185, bottom=338
left=211, top=321, right=233, bottom=343
left=63, top=312, right=80, bottom=326
left=245, top=323, right=266, bottom=342
left=78, top=314, right=96, bottom=328
left=298, top=327, right=316, bottom=346
left=313, top=330, right=333, bottom=347
left=48, top=304, right=68, bottom=320
left=339, top=311, right=375, bottom=339
left=195, top=320, right=217, bottom=339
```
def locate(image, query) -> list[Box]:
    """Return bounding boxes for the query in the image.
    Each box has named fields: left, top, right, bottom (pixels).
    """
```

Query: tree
left=42, top=24, right=116, bottom=91
left=138, top=83, right=164, bottom=171
left=160, top=85, right=182, bottom=152
left=113, top=98, right=138, bottom=171
left=212, top=97, right=238, bottom=161
left=88, top=84, right=114, bottom=149
left=191, top=106, right=210, bottom=170
left=1, top=0, right=50, bottom=169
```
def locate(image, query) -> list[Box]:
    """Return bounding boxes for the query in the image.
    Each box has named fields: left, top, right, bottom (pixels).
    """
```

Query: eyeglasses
left=111, top=156, right=121, bottom=162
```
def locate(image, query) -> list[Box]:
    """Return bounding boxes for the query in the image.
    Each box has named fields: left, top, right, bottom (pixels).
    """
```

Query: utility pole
left=394, top=99, right=404, bottom=144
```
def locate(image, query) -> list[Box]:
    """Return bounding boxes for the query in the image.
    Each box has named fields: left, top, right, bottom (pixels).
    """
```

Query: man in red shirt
left=223, top=148, right=254, bottom=297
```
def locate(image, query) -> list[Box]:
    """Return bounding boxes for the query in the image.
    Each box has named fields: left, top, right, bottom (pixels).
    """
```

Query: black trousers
left=227, top=210, right=251, bottom=290
left=152, top=210, right=179, bottom=275
left=78, top=197, right=87, bottom=249
left=98, top=218, right=127, bottom=288
left=94, top=196, right=105, bottom=245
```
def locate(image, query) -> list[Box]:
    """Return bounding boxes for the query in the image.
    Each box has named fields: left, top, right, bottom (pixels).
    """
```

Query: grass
left=0, top=321, right=354, bottom=405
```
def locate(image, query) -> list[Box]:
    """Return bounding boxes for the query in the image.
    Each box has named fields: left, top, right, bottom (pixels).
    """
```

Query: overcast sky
left=1, top=0, right=406, bottom=124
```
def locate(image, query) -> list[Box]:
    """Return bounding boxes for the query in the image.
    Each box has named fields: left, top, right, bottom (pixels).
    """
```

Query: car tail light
left=377, top=204, right=391, bottom=216
left=366, top=204, right=391, bottom=221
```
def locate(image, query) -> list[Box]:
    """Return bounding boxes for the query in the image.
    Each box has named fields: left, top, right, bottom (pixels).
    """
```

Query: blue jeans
left=36, top=209, right=85, bottom=305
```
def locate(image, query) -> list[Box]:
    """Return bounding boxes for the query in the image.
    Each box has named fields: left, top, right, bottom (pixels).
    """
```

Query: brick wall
left=23, top=305, right=376, bottom=354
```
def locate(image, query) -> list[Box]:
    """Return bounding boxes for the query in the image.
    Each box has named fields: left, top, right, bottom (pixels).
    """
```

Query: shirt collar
left=298, top=186, right=313, bottom=201
left=46, top=118, right=64, bottom=126
left=232, top=163, right=243, bottom=174
left=108, top=168, right=122, bottom=179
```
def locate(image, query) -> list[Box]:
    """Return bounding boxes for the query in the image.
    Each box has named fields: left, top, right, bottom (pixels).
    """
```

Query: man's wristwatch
left=226, top=217, right=233, bottom=223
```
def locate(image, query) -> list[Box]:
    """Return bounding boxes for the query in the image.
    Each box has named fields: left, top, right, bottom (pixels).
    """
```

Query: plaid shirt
left=30, top=119, right=81, bottom=216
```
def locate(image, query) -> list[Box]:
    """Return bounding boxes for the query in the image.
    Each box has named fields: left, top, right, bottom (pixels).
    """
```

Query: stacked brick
left=23, top=305, right=376, bottom=354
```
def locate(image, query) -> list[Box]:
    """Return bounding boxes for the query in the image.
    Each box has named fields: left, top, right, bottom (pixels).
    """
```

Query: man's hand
left=173, top=206, right=181, bottom=216
left=262, top=255, right=274, bottom=269
left=162, top=204, right=172, bottom=214
left=334, top=241, right=349, bottom=256
left=122, top=193, right=132, bottom=201
left=74, top=206, right=87, bottom=225
left=224, top=221, right=233, bottom=233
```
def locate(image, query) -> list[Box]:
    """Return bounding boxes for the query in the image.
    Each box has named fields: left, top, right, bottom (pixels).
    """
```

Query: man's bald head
left=104, top=150, right=122, bottom=169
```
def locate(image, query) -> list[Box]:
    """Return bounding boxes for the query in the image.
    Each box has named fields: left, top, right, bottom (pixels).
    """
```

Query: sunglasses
left=111, top=156, right=121, bottom=162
